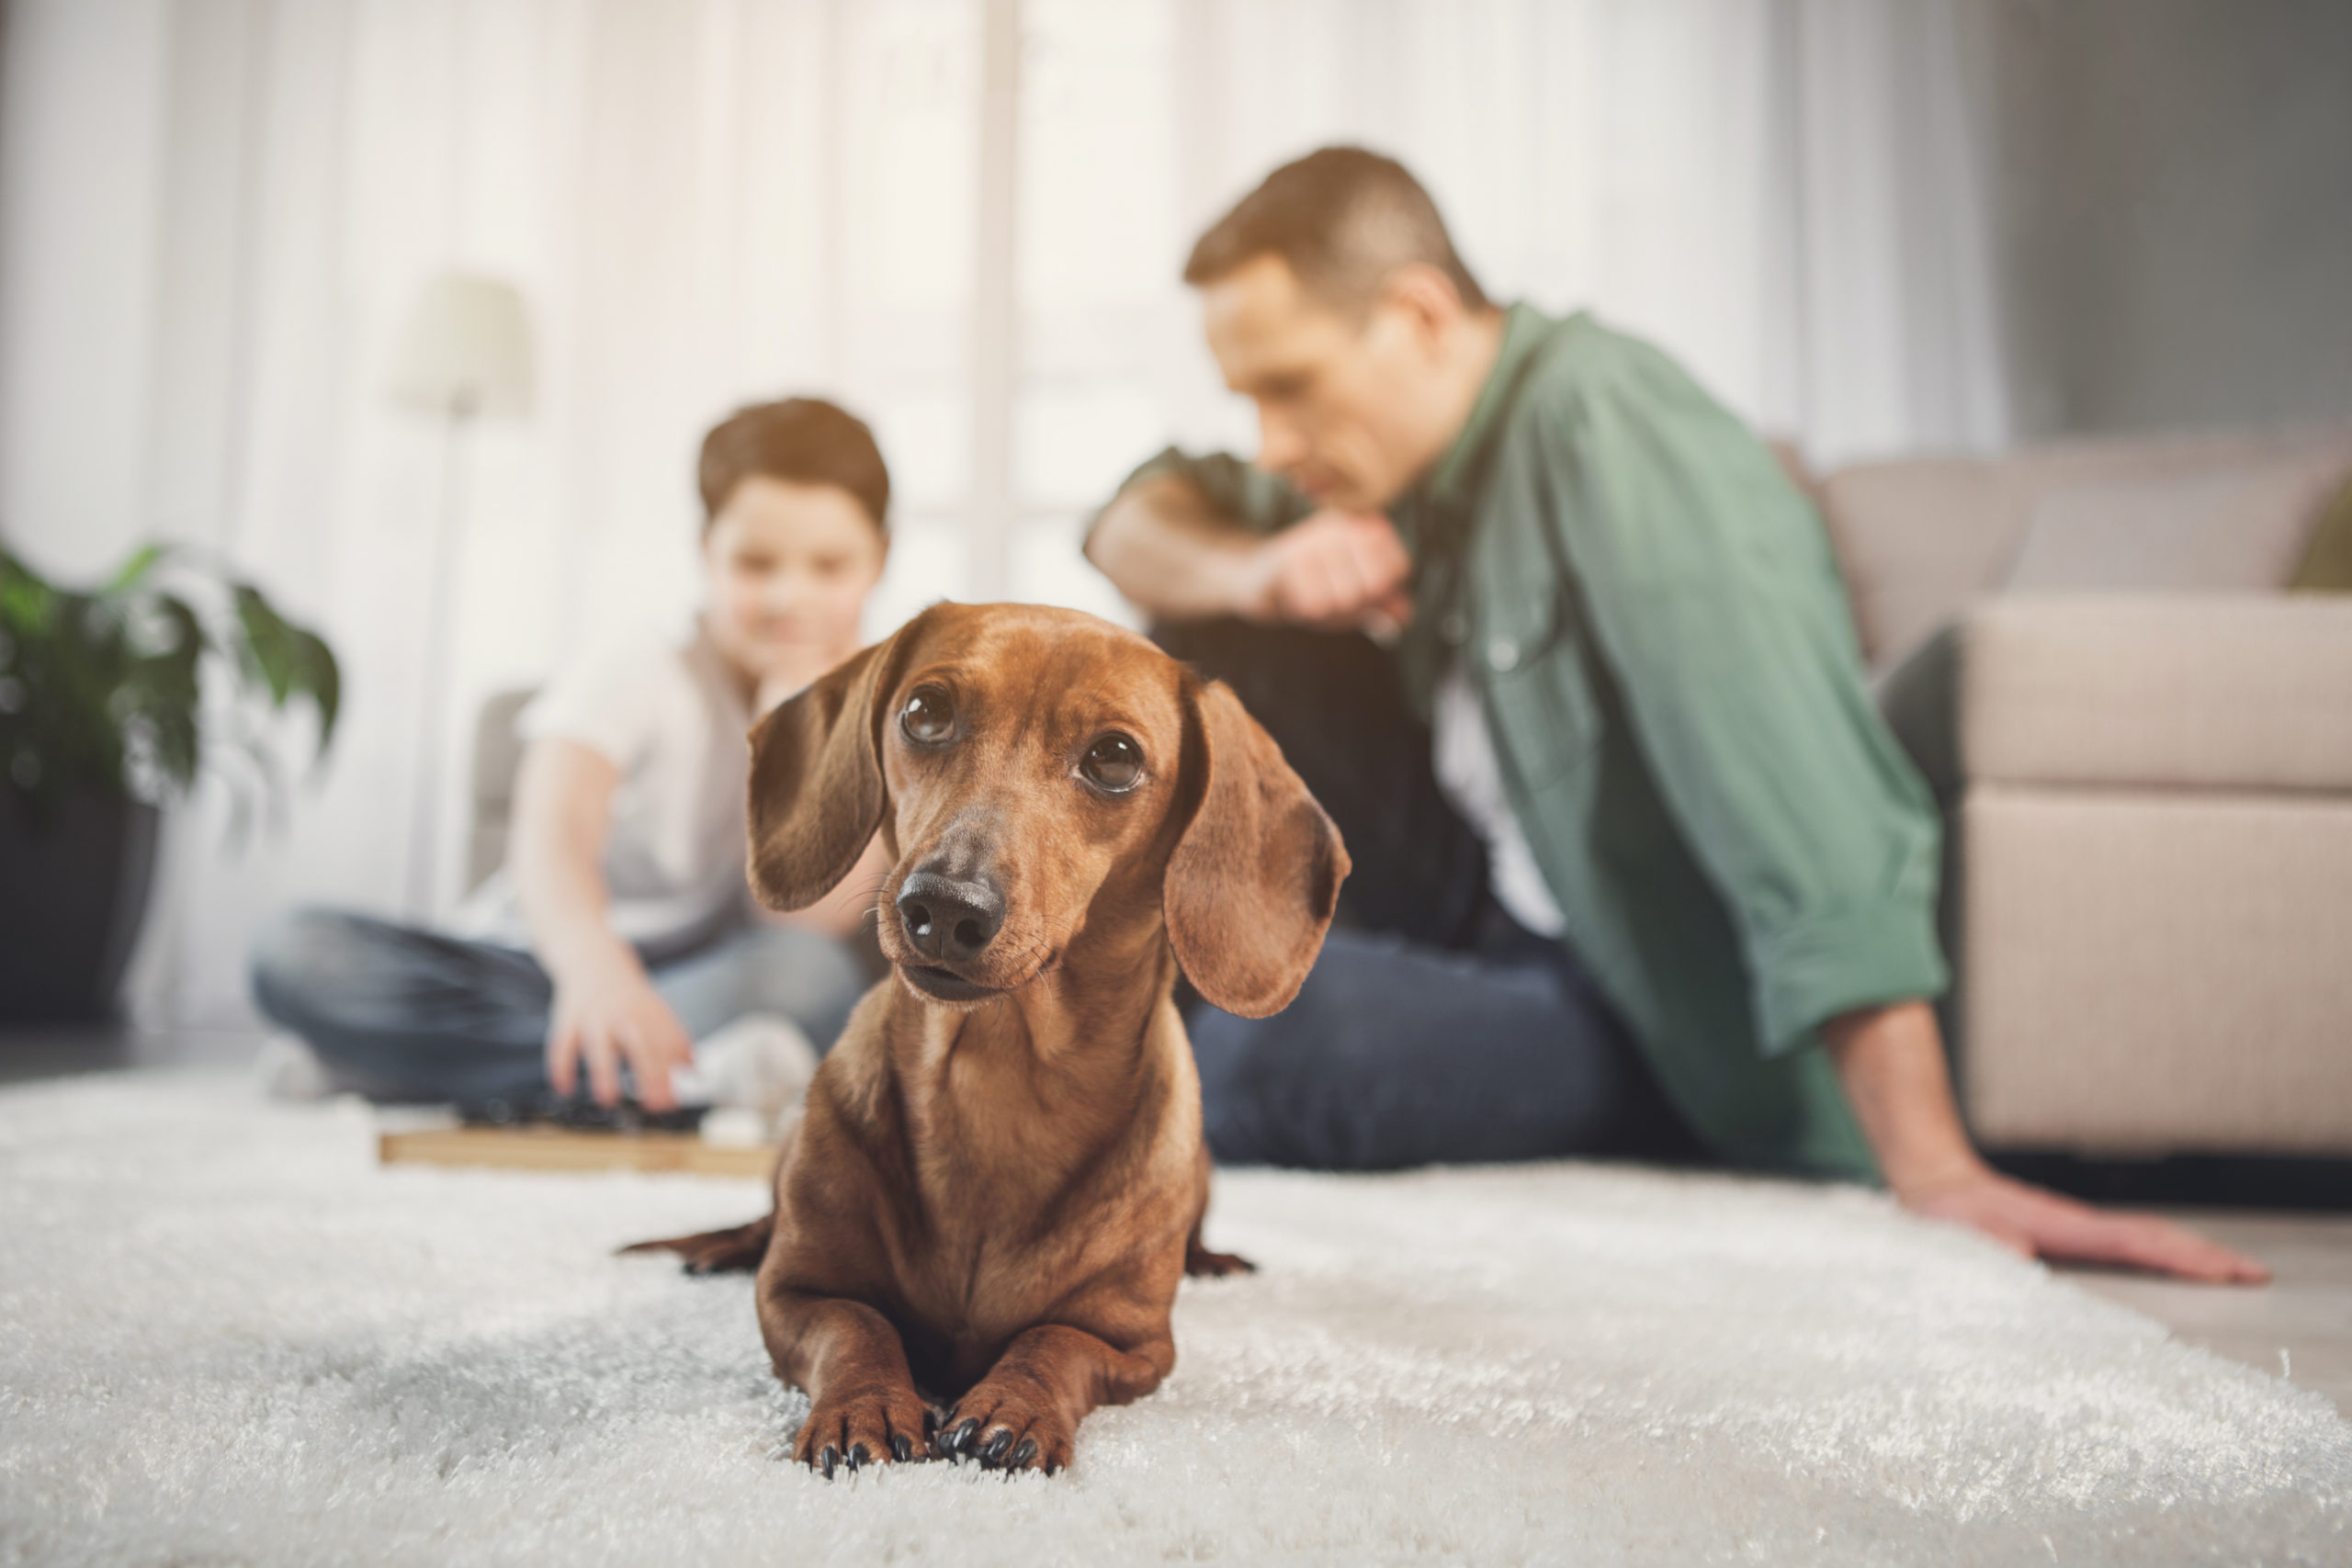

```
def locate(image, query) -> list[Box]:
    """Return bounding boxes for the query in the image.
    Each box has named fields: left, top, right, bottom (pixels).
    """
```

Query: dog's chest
left=882, top=1148, right=1180, bottom=1343
left=890, top=1170, right=1091, bottom=1323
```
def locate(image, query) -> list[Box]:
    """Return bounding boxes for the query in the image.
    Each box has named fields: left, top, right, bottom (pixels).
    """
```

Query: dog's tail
left=617, top=1213, right=775, bottom=1276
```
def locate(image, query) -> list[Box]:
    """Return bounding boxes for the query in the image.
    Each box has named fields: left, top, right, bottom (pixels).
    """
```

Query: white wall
left=0, top=0, right=171, bottom=576
left=0, top=0, right=2007, bottom=1026
left=1974, top=0, right=2352, bottom=439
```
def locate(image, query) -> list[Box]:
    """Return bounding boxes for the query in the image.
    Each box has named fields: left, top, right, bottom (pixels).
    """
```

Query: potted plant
left=0, top=542, right=340, bottom=1022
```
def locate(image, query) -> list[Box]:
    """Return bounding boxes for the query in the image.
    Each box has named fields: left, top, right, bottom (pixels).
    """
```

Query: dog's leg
left=617, top=1213, right=774, bottom=1276
left=933, top=1325, right=1173, bottom=1474
left=762, top=1286, right=933, bottom=1477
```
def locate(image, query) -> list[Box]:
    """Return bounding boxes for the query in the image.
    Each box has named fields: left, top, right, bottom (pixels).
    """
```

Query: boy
left=253, top=397, right=893, bottom=1120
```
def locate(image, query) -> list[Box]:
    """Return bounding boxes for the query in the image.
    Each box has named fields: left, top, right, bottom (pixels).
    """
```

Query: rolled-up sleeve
left=1090, top=446, right=1314, bottom=544
left=1542, top=343, right=1948, bottom=1055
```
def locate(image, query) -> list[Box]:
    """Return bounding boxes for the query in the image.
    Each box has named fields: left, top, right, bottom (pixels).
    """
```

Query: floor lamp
left=386, top=272, right=534, bottom=920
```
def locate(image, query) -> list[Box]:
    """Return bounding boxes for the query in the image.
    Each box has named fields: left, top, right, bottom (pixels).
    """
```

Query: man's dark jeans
left=1156, top=620, right=1695, bottom=1171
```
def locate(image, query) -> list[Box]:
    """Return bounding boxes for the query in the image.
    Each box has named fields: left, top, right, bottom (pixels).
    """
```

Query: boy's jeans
left=251, top=908, right=867, bottom=1105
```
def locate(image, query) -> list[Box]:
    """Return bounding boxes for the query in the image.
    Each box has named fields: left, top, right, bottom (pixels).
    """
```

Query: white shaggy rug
left=2, top=1072, right=2346, bottom=1566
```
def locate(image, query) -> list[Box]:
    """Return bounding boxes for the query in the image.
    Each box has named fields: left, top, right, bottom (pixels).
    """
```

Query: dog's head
left=745, top=602, right=1347, bottom=1017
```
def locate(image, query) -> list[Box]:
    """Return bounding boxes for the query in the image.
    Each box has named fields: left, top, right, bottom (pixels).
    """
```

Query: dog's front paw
left=794, top=1382, right=934, bottom=1478
left=932, top=1377, right=1074, bottom=1475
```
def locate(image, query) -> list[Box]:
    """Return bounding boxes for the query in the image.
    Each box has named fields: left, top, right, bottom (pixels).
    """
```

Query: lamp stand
left=402, top=400, right=473, bottom=919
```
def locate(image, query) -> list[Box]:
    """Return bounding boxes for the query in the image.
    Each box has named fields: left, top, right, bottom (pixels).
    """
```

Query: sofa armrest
left=1962, top=594, right=2352, bottom=792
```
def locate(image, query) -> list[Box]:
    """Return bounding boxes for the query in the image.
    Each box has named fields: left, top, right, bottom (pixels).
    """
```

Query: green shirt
left=1122, top=305, right=1948, bottom=1179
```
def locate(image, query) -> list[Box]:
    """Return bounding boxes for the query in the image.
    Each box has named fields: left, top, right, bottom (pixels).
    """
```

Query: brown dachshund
left=626, top=602, right=1347, bottom=1477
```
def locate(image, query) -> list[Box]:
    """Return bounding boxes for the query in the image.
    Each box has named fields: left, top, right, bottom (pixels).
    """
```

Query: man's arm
left=1521, top=337, right=2267, bottom=1282
left=1087, top=471, right=1415, bottom=633
left=1824, top=1000, right=2268, bottom=1282
left=1086, top=473, right=1272, bottom=621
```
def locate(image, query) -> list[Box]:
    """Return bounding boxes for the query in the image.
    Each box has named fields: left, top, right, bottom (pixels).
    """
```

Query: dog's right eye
left=899, top=686, right=956, bottom=745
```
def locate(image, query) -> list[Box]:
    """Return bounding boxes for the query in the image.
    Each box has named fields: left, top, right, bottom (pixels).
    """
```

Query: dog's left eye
left=1080, top=732, right=1145, bottom=793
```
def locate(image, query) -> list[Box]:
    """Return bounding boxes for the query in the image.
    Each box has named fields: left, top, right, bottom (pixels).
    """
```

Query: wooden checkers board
left=377, top=1124, right=776, bottom=1179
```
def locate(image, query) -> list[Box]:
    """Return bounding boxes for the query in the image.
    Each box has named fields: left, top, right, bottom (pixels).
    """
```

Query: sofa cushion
left=1962, top=595, right=2352, bottom=791
left=1818, top=425, right=2352, bottom=670
left=2007, top=447, right=2350, bottom=593
left=1872, top=624, right=1961, bottom=809
left=1816, top=458, right=2016, bottom=671
left=1962, top=784, right=2352, bottom=1155
left=2291, top=476, right=2352, bottom=592
left=467, top=687, right=537, bottom=893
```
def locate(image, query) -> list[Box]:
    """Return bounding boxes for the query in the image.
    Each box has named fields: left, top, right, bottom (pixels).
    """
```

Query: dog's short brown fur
left=627, top=603, right=1347, bottom=1477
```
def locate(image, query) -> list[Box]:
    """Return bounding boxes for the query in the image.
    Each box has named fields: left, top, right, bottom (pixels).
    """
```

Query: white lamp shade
left=387, top=272, right=534, bottom=418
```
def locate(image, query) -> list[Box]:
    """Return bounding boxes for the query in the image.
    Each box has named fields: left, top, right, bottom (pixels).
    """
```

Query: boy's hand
left=546, top=964, right=695, bottom=1111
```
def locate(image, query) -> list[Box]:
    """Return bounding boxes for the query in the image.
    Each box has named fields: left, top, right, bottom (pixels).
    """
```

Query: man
left=1088, top=147, right=2263, bottom=1283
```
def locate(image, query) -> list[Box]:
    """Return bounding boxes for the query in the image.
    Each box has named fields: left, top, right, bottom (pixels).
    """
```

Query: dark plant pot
left=0, top=787, right=161, bottom=1023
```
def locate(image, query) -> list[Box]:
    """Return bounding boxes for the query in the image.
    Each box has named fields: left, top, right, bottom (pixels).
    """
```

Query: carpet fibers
left=1, top=1071, right=2346, bottom=1566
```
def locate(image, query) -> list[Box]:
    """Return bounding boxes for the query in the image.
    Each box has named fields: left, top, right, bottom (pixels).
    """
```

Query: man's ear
left=745, top=622, right=912, bottom=912
left=1379, top=261, right=1466, bottom=350
left=1164, top=679, right=1351, bottom=1018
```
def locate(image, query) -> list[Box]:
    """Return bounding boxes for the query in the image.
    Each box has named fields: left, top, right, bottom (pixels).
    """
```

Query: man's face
left=1200, top=254, right=1454, bottom=513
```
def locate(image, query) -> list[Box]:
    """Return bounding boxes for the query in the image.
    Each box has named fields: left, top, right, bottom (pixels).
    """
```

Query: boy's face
left=702, top=476, right=886, bottom=690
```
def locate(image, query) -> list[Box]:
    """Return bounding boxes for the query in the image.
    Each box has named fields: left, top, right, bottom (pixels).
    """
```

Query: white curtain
left=0, top=0, right=2007, bottom=1028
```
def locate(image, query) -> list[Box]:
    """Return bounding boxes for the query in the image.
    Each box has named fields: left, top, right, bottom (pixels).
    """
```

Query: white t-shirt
left=1430, top=660, right=1566, bottom=938
left=454, top=619, right=756, bottom=952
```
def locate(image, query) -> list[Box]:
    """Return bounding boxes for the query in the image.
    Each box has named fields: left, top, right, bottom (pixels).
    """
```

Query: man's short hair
left=1182, top=146, right=1488, bottom=315
left=697, top=397, right=890, bottom=531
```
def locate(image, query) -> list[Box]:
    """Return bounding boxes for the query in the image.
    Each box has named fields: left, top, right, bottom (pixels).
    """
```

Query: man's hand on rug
left=1902, top=1167, right=2271, bottom=1284
left=1824, top=1000, right=2270, bottom=1284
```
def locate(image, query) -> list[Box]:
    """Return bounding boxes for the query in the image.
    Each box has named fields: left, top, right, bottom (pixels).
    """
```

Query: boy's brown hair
left=698, top=398, right=890, bottom=532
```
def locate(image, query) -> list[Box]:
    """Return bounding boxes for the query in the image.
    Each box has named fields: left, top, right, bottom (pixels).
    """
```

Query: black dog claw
left=1009, top=1438, right=1039, bottom=1470
left=979, top=1428, right=1014, bottom=1464
left=890, top=1433, right=914, bottom=1462
left=848, top=1443, right=869, bottom=1470
left=945, top=1416, right=982, bottom=1454
left=819, top=1445, right=839, bottom=1478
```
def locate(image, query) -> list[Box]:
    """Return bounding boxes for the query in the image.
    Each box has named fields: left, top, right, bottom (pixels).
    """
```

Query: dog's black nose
left=896, top=872, right=1004, bottom=964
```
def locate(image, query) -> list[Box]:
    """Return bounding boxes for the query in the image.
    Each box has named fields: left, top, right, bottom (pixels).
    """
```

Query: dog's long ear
left=1165, top=679, right=1351, bottom=1018
left=746, top=629, right=907, bottom=912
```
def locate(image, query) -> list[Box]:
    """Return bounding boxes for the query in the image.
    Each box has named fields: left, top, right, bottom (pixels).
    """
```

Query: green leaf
left=102, top=542, right=171, bottom=596
left=291, top=627, right=341, bottom=748
left=233, top=585, right=297, bottom=705
left=0, top=556, right=54, bottom=635
left=2, top=542, right=341, bottom=830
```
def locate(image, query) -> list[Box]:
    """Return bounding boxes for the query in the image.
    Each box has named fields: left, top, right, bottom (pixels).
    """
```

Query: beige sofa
left=1813, top=424, right=2352, bottom=1157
